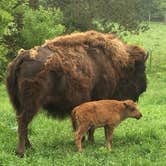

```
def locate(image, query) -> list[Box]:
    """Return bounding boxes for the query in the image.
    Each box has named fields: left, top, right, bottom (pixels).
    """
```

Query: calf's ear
left=123, top=102, right=129, bottom=109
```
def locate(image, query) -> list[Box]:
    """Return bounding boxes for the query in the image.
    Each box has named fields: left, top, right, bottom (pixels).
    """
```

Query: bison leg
left=104, top=125, right=114, bottom=151
left=75, top=125, right=89, bottom=152
left=15, top=79, right=42, bottom=157
left=87, top=127, right=95, bottom=143
left=16, top=106, right=38, bottom=157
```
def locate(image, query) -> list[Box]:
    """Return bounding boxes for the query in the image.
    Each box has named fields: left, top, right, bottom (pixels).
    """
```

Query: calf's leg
left=75, top=125, right=89, bottom=152
left=87, top=127, right=95, bottom=143
left=104, top=125, right=114, bottom=151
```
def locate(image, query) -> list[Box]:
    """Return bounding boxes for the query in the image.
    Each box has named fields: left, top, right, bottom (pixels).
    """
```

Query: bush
left=0, top=45, right=8, bottom=82
left=20, top=6, right=65, bottom=49
left=0, top=5, right=65, bottom=81
left=92, top=20, right=131, bottom=38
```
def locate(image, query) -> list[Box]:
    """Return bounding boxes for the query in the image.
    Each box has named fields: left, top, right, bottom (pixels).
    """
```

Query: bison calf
left=71, top=100, right=142, bottom=152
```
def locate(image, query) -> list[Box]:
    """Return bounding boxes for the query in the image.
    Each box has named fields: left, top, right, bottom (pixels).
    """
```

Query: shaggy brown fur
left=71, top=100, right=142, bottom=152
left=6, top=31, right=148, bottom=156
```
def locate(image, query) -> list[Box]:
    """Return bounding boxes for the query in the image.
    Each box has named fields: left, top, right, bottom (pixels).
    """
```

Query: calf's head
left=123, top=100, right=142, bottom=120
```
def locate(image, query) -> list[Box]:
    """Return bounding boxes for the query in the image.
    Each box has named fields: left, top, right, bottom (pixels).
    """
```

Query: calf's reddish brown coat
left=71, top=100, right=142, bottom=152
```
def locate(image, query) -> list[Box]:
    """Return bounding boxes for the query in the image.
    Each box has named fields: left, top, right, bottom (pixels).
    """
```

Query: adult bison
left=6, top=31, right=148, bottom=156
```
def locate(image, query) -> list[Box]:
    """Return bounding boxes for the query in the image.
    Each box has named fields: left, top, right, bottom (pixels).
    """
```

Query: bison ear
left=127, top=45, right=147, bottom=63
left=18, top=48, right=25, bottom=55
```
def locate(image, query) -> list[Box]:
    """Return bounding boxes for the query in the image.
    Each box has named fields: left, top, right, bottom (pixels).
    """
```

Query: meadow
left=0, top=22, right=166, bottom=166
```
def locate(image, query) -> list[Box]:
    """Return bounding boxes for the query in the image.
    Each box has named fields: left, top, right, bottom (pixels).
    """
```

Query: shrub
left=0, top=45, right=8, bottom=82
left=20, top=6, right=65, bottom=49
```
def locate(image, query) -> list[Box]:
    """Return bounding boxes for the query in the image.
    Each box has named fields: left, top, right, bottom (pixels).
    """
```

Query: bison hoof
left=16, top=151, right=24, bottom=158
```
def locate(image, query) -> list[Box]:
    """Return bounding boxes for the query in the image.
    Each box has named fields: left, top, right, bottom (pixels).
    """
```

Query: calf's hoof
left=81, top=136, right=85, bottom=142
left=78, top=148, right=83, bottom=153
left=108, top=147, right=112, bottom=152
left=88, top=139, right=94, bottom=144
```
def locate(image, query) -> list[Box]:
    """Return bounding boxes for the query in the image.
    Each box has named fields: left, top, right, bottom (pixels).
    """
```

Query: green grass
left=0, top=22, right=166, bottom=165
left=124, top=22, right=166, bottom=74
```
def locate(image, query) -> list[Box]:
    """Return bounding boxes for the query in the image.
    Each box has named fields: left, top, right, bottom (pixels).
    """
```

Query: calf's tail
left=71, top=109, right=78, bottom=131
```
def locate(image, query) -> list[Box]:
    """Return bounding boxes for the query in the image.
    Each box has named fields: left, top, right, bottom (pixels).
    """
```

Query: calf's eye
left=131, top=108, right=135, bottom=112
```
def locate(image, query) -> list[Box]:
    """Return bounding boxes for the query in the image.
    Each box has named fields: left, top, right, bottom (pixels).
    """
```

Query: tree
left=39, top=0, right=151, bottom=33
left=20, top=6, right=65, bottom=49
left=0, top=0, right=17, bottom=80
left=140, top=0, right=166, bottom=22
left=0, top=1, right=65, bottom=81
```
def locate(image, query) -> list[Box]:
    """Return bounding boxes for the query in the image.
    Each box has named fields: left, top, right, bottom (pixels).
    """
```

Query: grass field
left=0, top=22, right=166, bottom=166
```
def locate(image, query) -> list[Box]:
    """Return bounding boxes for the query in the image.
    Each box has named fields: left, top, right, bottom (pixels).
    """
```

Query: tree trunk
left=148, top=12, right=151, bottom=23
left=29, top=0, right=39, bottom=9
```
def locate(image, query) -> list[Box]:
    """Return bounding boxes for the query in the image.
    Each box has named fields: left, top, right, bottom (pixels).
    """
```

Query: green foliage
left=156, top=0, right=166, bottom=20
left=0, top=0, right=18, bottom=35
left=0, top=2, right=65, bottom=82
left=20, top=6, right=65, bottom=49
left=0, top=9, right=13, bottom=36
left=53, top=0, right=166, bottom=32
left=61, top=0, right=94, bottom=32
left=93, top=20, right=132, bottom=38
left=0, top=15, right=14, bottom=84
left=0, top=0, right=18, bottom=81
left=0, top=0, right=17, bottom=11
left=49, top=0, right=152, bottom=33
left=94, top=0, right=146, bottom=31
left=140, top=0, right=166, bottom=21
left=0, top=45, right=8, bottom=81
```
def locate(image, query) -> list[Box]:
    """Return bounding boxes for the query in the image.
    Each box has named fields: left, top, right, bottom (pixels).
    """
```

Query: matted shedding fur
left=44, top=31, right=129, bottom=68
left=29, top=48, right=38, bottom=59
left=18, top=48, right=25, bottom=55
left=44, top=46, right=95, bottom=105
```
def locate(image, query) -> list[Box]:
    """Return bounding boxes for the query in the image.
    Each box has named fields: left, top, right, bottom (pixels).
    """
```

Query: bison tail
left=6, top=53, right=27, bottom=112
left=70, top=109, right=78, bottom=131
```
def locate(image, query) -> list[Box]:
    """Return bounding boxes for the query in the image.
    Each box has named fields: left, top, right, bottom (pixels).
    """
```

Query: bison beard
left=6, top=30, right=148, bottom=156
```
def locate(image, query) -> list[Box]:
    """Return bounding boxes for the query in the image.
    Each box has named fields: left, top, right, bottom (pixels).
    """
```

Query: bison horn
left=144, top=51, right=149, bottom=62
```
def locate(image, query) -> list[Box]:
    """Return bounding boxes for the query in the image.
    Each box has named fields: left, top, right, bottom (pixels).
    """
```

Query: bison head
left=114, top=45, right=148, bottom=101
